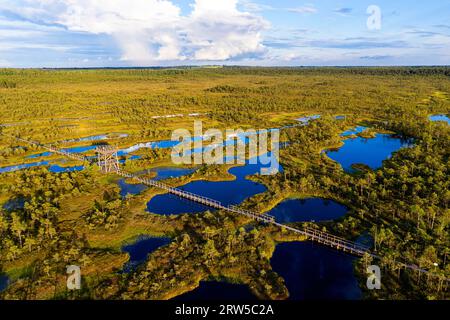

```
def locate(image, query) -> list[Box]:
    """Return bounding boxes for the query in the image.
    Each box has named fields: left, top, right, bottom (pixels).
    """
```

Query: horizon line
left=2, top=65, right=450, bottom=70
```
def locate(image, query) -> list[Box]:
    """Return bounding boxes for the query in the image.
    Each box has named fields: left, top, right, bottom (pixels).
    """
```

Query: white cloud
left=4, top=1, right=446, bottom=67
left=188, top=0, right=269, bottom=61
left=0, top=29, right=45, bottom=39
left=238, top=0, right=274, bottom=13
left=288, top=5, right=318, bottom=15
left=0, top=41, right=75, bottom=52
left=1, top=0, right=269, bottom=64
left=57, top=0, right=181, bottom=34
left=42, top=0, right=184, bottom=63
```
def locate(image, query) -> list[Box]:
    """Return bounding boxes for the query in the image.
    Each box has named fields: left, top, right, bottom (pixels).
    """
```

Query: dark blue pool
left=122, top=236, right=171, bottom=272
left=271, top=241, right=362, bottom=300
left=268, top=198, right=348, bottom=223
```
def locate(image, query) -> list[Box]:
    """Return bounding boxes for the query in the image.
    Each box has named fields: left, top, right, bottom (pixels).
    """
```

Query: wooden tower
left=96, top=146, right=120, bottom=173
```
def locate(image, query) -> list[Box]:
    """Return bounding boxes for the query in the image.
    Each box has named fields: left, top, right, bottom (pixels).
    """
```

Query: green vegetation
left=84, top=187, right=124, bottom=230
left=0, top=67, right=449, bottom=300
left=253, top=115, right=449, bottom=299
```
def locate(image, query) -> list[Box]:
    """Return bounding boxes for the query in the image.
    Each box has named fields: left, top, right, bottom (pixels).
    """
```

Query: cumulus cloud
left=188, top=0, right=269, bottom=60
left=2, top=0, right=268, bottom=64
left=57, top=0, right=183, bottom=62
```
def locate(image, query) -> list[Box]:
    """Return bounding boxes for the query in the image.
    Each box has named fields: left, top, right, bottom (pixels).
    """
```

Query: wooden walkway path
left=6, top=134, right=88, bottom=162
left=0, top=133, right=388, bottom=256
left=118, top=170, right=371, bottom=257
left=3, top=133, right=449, bottom=282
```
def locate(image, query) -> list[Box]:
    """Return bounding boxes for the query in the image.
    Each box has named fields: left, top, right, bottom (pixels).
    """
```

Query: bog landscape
left=0, top=67, right=448, bottom=300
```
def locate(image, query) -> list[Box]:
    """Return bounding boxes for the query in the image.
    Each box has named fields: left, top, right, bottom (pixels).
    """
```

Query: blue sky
left=0, top=0, right=449, bottom=67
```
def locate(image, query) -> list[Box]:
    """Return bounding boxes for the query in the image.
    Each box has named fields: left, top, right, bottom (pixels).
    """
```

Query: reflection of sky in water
left=61, top=145, right=98, bottom=154
left=3, top=197, right=25, bottom=211
left=118, top=128, right=280, bottom=156
left=0, top=274, right=9, bottom=292
left=271, top=242, right=362, bottom=300
left=48, top=165, right=84, bottom=173
left=122, top=237, right=170, bottom=272
left=151, top=167, right=197, bottom=181
left=0, top=161, right=50, bottom=173
left=296, top=114, right=321, bottom=125
left=327, top=132, right=410, bottom=172
left=9, top=120, right=388, bottom=177
left=341, top=126, right=367, bottom=137
left=118, top=167, right=196, bottom=198
left=128, top=155, right=141, bottom=161
left=27, top=134, right=129, bottom=159
left=26, top=145, right=96, bottom=159
left=146, top=153, right=281, bottom=215
left=64, top=134, right=108, bottom=143
left=268, top=198, right=348, bottom=223
left=118, top=179, right=148, bottom=198
left=0, top=162, right=84, bottom=174
left=4, top=129, right=281, bottom=174
left=27, top=152, right=53, bottom=159
left=429, top=114, right=449, bottom=124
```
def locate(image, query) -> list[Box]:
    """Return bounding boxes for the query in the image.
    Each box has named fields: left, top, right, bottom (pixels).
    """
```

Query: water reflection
left=122, top=237, right=171, bottom=272
left=146, top=155, right=280, bottom=215
left=268, top=198, right=348, bottom=223
left=271, top=242, right=362, bottom=300
left=429, top=114, right=450, bottom=124
left=327, top=128, right=411, bottom=172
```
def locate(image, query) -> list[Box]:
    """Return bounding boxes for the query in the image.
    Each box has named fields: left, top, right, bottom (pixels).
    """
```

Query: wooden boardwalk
left=0, top=133, right=374, bottom=257
left=118, top=170, right=371, bottom=257
left=5, top=134, right=87, bottom=162
left=4, top=133, right=449, bottom=282
left=46, top=145, right=87, bottom=162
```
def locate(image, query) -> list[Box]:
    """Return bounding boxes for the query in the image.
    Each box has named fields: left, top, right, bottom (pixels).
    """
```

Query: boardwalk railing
left=276, top=224, right=371, bottom=256
left=2, top=134, right=88, bottom=162
left=5, top=133, right=449, bottom=281
left=118, top=171, right=370, bottom=256
left=228, top=205, right=276, bottom=224
left=0, top=133, right=380, bottom=257
left=119, top=171, right=223, bottom=209
left=47, top=146, right=87, bottom=162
